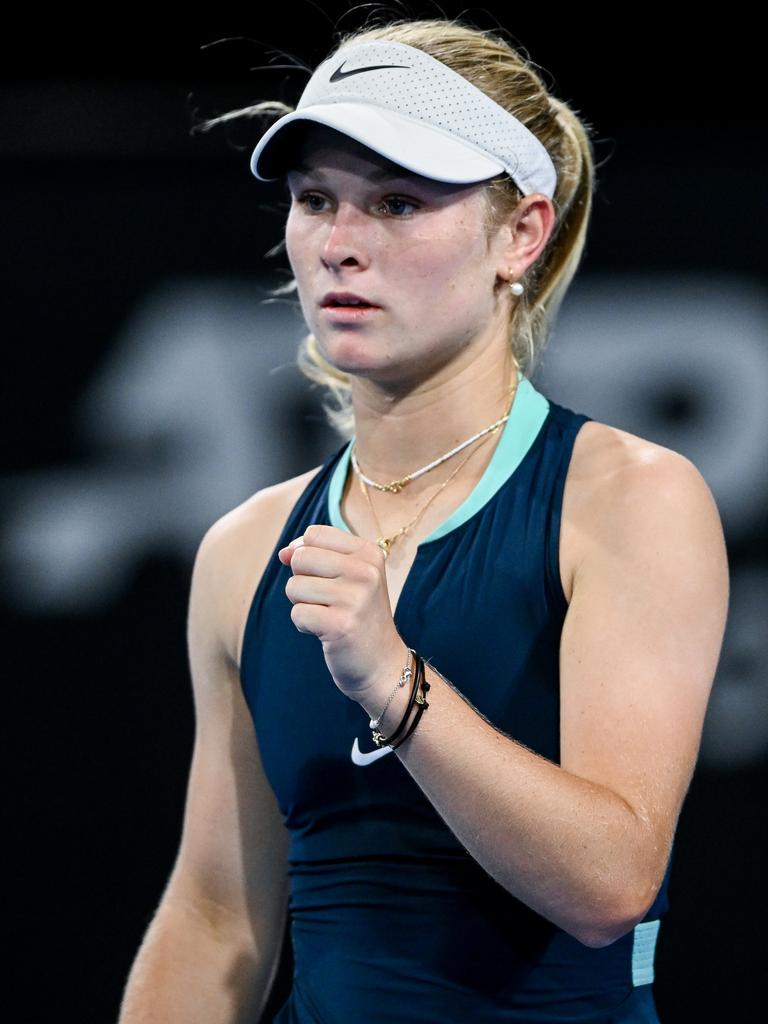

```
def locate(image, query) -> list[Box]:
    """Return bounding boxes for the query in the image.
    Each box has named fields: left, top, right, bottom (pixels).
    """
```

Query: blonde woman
left=119, top=18, right=729, bottom=1024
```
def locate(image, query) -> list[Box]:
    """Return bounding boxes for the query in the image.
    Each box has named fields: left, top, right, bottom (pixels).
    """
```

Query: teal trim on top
left=327, top=369, right=549, bottom=547
left=631, top=920, right=660, bottom=986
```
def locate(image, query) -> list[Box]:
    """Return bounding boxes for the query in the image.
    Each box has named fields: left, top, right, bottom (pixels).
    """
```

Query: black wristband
left=378, top=651, right=424, bottom=747
left=390, top=663, right=430, bottom=750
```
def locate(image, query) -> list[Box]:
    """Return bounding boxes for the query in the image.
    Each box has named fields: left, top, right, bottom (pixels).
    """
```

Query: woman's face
left=284, top=125, right=511, bottom=387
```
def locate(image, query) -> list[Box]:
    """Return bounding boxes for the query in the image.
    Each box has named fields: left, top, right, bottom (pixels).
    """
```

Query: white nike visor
left=249, top=40, right=557, bottom=197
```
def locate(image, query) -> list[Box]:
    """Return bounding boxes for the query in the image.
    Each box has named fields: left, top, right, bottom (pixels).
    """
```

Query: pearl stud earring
left=508, top=268, right=524, bottom=296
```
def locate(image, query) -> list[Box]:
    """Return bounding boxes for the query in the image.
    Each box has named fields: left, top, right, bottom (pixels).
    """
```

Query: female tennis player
left=119, top=17, right=729, bottom=1024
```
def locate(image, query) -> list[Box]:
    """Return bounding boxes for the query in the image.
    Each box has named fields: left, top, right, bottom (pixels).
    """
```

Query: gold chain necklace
left=351, top=370, right=519, bottom=494
left=359, top=429, right=495, bottom=558
left=353, top=375, right=518, bottom=558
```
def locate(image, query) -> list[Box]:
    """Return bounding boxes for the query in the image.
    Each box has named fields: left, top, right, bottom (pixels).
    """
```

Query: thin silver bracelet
left=368, top=647, right=414, bottom=731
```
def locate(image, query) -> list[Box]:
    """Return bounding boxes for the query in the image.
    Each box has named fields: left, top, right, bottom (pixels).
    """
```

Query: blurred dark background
left=3, top=3, right=764, bottom=1021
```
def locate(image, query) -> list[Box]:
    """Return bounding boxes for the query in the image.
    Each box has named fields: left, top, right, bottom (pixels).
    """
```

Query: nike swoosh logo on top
left=351, top=736, right=393, bottom=766
left=330, top=62, right=410, bottom=82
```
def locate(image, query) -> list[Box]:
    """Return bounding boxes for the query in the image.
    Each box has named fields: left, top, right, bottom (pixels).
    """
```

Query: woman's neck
left=348, top=354, right=519, bottom=487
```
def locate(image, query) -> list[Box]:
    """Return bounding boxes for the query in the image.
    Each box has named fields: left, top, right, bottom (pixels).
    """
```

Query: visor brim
left=250, top=103, right=506, bottom=185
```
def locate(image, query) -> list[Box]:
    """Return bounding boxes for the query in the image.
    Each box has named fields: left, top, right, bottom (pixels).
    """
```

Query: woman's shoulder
left=208, top=462, right=326, bottom=547
left=565, top=418, right=721, bottom=579
left=571, top=418, right=702, bottom=493
left=195, top=464, right=327, bottom=667
left=235, top=463, right=327, bottom=527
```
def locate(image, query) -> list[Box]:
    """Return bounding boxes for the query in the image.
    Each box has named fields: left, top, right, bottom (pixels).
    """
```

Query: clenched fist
left=277, top=524, right=408, bottom=703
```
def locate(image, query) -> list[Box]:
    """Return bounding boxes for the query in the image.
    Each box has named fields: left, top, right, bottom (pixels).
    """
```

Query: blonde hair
left=197, top=18, right=597, bottom=439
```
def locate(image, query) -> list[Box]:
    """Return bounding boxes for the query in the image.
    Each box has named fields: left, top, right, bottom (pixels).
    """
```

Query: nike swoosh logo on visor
left=351, top=736, right=393, bottom=766
left=330, top=62, right=410, bottom=82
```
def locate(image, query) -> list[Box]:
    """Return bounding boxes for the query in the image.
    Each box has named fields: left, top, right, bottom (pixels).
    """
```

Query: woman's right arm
left=118, top=495, right=293, bottom=1024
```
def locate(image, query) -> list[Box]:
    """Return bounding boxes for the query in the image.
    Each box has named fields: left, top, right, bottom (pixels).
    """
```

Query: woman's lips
left=320, top=304, right=382, bottom=322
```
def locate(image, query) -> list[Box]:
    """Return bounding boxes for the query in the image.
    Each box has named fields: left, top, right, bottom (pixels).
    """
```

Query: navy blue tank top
left=240, top=371, right=671, bottom=1023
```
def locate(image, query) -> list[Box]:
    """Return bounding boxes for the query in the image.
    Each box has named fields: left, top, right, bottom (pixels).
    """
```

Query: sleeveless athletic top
left=240, top=370, right=671, bottom=1023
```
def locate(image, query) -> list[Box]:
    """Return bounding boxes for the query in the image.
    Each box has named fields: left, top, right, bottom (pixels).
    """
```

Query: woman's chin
left=315, top=336, right=394, bottom=376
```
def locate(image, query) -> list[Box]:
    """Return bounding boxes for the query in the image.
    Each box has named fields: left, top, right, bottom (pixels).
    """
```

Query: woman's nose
left=321, top=205, right=371, bottom=269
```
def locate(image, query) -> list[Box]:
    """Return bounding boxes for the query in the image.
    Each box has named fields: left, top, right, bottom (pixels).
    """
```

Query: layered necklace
left=349, top=371, right=519, bottom=559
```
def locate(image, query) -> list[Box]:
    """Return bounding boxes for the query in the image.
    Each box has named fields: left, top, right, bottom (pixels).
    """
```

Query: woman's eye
left=379, top=196, right=418, bottom=217
left=294, top=192, right=418, bottom=217
left=296, top=192, right=328, bottom=212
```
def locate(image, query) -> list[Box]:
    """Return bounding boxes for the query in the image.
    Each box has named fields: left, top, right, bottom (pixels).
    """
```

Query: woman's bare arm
left=356, top=443, right=729, bottom=947
left=118, top=497, right=293, bottom=1023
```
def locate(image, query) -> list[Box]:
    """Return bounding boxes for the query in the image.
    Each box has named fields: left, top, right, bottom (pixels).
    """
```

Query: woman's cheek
left=285, top=213, right=310, bottom=269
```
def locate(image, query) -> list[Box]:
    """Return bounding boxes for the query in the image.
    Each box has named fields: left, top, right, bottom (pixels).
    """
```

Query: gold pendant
left=377, top=536, right=391, bottom=558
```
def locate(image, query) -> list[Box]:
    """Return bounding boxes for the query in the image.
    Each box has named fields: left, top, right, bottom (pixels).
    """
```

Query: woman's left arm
left=280, top=449, right=729, bottom=949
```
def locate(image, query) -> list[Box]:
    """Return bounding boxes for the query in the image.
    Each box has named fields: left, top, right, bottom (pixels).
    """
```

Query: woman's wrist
left=357, top=639, right=413, bottom=729
left=356, top=644, right=432, bottom=751
left=368, top=646, right=415, bottom=732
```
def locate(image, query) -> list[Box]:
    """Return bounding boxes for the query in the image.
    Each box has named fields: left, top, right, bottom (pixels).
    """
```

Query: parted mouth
left=321, top=291, right=381, bottom=307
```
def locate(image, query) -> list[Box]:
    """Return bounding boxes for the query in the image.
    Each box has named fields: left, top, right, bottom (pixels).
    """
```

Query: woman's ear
left=497, top=194, right=556, bottom=281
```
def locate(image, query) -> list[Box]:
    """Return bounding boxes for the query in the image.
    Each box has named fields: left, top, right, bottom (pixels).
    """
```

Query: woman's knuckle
left=338, top=611, right=355, bottom=635
left=363, top=538, right=382, bottom=562
left=351, top=560, right=376, bottom=585
left=364, top=562, right=380, bottom=586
